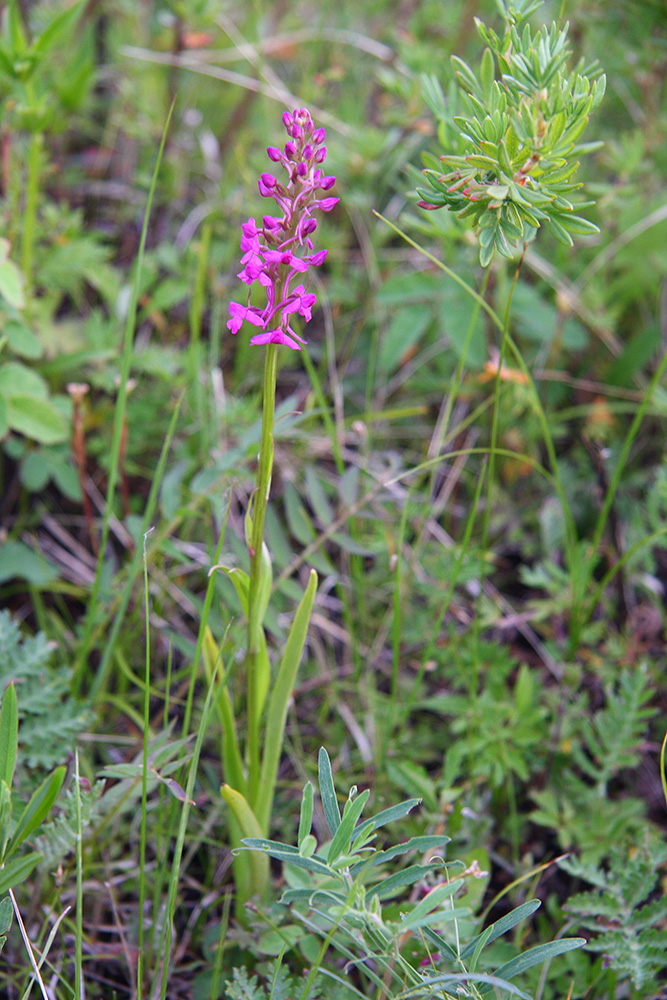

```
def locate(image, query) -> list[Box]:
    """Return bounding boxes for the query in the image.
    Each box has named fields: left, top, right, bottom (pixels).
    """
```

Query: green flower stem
left=246, top=341, right=279, bottom=804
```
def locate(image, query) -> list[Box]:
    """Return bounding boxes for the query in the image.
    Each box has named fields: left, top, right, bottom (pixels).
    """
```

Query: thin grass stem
left=73, top=103, right=175, bottom=696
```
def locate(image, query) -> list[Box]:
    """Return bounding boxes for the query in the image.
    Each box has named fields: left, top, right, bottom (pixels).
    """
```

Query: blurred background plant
left=0, top=0, right=666, bottom=997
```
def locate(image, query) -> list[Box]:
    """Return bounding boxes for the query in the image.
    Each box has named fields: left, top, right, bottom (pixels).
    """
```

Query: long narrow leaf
left=460, top=899, right=541, bottom=960
left=480, top=938, right=586, bottom=993
left=351, top=797, right=421, bottom=845
left=0, top=685, right=18, bottom=787
left=242, top=841, right=334, bottom=878
left=220, top=786, right=269, bottom=901
left=356, top=835, right=449, bottom=871
left=202, top=627, right=246, bottom=796
left=327, top=789, right=370, bottom=865
left=5, top=766, right=65, bottom=859
left=74, top=102, right=175, bottom=697
left=398, top=880, right=464, bottom=932
left=318, top=746, right=341, bottom=837
left=399, top=971, right=532, bottom=1000
left=31, top=0, right=84, bottom=57
left=0, top=853, right=42, bottom=895
left=255, top=570, right=318, bottom=830
left=423, top=927, right=458, bottom=963
left=368, top=863, right=441, bottom=900
left=298, top=782, right=314, bottom=847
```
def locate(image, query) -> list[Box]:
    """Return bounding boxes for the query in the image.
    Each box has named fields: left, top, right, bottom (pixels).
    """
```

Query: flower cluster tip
left=227, top=108, right=337, bottom=351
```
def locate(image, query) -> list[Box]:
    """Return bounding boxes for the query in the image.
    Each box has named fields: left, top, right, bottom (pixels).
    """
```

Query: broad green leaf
left=7, top=396, right=68, bottom=444
left=3, top=320, right=40, bottom=358
left=0, top=361, right=48, bottom=399
left=379, top=304, right=432, bottom=373
left=0, top=852, right=42, bottom=895
left=0, top=540, right=58, bottom=586
left=318, top=746, right=341, bottom=837
left=0, top=685, right=18, bottom=788
left=220, top=785, right=269, bottom=901
left=6, top=766, right=65, bottom=859
left=0, top=258, right=25, bottom=310
left=255, top=569, right=318, bottom=831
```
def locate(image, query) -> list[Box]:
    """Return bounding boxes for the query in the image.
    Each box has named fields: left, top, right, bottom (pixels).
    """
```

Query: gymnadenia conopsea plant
left=208, top=108, right=337, bottom=910
left=418, top=0, right=606, bottom=266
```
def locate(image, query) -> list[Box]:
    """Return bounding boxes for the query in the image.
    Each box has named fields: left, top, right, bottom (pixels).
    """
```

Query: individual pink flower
left=227, top=301, right=264, bottom=335
left=250, top=327, right=307, bottom=350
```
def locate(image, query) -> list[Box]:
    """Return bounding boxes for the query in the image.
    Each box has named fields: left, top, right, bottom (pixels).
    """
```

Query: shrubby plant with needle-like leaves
left=417, top=0, right=605, bottom=266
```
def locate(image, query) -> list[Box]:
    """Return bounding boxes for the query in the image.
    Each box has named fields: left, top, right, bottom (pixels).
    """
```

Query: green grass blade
left=138, top=527, right=152, bottom=1000
left=74, top=102, right=175, bottom=696
left=157, top=651, right=224, bottom=999
left=86, top=391, right=184, bottom=701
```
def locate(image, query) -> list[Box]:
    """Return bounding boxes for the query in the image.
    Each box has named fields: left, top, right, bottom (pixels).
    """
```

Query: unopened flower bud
left=315, top=147, right=327, bottom=163
left=318, top=197, right=339, bottom=212
left=266, top=146, right=281, bottom=161
left=319, top=175, right=336, bottom=190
